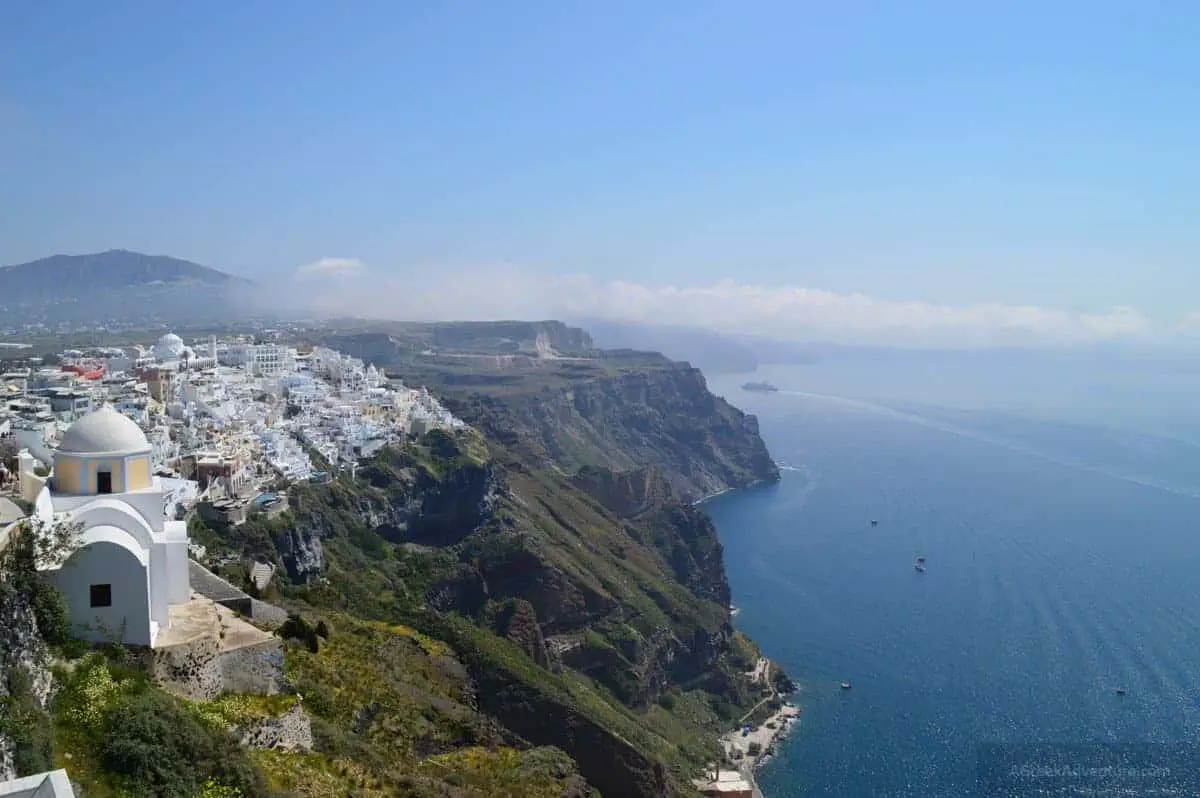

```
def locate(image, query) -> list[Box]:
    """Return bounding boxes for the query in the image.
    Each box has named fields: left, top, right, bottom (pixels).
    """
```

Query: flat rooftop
left=693, top=770, right=754, bottom=794
left=154, top=592, right=273, bottom=652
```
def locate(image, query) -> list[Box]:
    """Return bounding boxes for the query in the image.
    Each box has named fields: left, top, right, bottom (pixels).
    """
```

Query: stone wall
left=249, top=598, right=288, bottom=629
left=188, top=560, right=246, bottom=603
left=188, top=559, right=288, bottom=628
left=236, top=704, right=313, bottom=751
left=219, top=639, right=286, bottom=697
left=145, top=633, right=222, bottom=701
left=146, top=634, right=285, bottom=702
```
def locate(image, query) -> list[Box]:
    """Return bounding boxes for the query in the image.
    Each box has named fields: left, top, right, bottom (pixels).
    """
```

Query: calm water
left=705, top=365, right=1200, bottom=797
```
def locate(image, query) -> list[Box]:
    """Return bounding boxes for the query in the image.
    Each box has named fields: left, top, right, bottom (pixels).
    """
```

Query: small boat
left=870, top=520, right=878, bottom=527
left=916, top=556, right=926, bottom=564
left=840, top=681, right=852, bottom=690
left=914, top=563, right=925, bottom=572
left=1115, top=688, right=1127, bottom=695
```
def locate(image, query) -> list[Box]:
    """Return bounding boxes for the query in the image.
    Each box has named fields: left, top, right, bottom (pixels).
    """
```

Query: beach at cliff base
left=695, top=700, right=802, bottom=797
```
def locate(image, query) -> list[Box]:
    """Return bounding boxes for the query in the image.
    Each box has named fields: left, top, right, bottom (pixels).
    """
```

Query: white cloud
left=278, top=264, right=1154, bottom=347
left=295, top=257, right=367, bottom=279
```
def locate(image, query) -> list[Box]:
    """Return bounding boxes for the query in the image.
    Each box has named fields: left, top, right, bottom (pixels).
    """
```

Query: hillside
left=0, top=249, right=256, bottom=325
left=0, top=324, right=789, bottom=797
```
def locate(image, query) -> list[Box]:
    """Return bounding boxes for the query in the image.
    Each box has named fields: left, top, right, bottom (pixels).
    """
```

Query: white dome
left=58, top=406, right=151, bottom=455
left=154, top=333, right=186, bottom=362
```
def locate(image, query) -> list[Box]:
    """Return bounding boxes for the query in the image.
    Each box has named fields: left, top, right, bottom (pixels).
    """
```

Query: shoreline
left=694, top=660, right=801, bottom=798
left=691, top=487, right=732, bottom=506
left=692, top=480, right=795, bottom=796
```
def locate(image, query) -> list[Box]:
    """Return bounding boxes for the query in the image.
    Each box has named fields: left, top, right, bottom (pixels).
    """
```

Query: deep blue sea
left=704, top=360, right=1200, bottom=797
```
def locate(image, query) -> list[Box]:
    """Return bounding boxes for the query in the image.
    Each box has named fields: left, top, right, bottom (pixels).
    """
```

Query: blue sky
left=2, top=1, right=1199, bottom=343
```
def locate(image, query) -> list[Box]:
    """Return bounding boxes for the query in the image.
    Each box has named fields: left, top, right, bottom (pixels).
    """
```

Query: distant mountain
left=0, top=249, right=248, bottom=300
left=0, top=249, right=260, bottom=325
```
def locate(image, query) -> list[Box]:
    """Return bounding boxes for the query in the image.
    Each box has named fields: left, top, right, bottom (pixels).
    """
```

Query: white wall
left=162, top=520, right=190, bottom=604
left=54, top=539, right=153, bottom=646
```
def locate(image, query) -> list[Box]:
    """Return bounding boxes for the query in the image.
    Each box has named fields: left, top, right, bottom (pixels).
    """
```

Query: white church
left=21, top=405, right=190, bottom=647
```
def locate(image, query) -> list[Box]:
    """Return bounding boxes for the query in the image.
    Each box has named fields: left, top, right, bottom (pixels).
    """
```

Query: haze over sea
left=704, top=353, right=1200, bottom=796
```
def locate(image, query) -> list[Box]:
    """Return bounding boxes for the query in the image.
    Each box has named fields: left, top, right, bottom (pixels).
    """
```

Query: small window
left=90, top=584, right=112, bottom=607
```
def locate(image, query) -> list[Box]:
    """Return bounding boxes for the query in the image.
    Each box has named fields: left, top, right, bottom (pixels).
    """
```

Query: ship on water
left=741, top=381, right=779, bottom=393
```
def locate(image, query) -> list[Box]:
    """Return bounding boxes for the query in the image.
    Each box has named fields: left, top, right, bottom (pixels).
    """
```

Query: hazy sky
left=3, top=1, right=1199, bottom=344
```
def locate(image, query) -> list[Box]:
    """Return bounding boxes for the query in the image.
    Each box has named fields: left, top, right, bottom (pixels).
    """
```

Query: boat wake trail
left=779, top=390, right=1200, bottom=502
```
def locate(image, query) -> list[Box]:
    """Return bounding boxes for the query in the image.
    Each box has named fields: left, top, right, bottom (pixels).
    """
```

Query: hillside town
left=0, top=332, right=464, bottom=529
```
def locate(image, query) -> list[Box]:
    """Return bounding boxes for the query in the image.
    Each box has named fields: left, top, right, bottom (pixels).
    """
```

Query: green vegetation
left=50, top=654, right=267, bottom=797
left=176, top=399, right=775, bottom=794
left=0, top=520, right=80, bottom=647
left=279, top=614, right=322, bottom=653
left=252, top=431, right=773, bottom=793
left=252, top=750, right=387, bottom=797
left=0, top=667, right=54, bottom=776
left=274, top=613, right=590, bottom=796
left=195, top=693, right=299, bottom=730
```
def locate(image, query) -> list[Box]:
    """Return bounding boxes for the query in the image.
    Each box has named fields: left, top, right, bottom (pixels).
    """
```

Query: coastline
left=691, top=487, right=733, bottom=506
left=694, top=658, right=801, bottom=798
left=693, top=475, right=794, bottom=796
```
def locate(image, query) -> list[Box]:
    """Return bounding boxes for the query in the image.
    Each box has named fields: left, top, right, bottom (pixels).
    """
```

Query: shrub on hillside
left=100, top=690, right=265, bottom=797
left=279, top=613, right=320, bottom=653
left=0, top=668, right=53, bottom=776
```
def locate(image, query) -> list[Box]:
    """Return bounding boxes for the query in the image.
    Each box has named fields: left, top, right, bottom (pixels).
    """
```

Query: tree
left=28, top=516, right=84, bottom=570
left=0, top=519, right=80, bottom=646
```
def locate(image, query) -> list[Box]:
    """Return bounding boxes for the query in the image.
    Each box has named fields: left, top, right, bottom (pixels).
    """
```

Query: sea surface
left=704, top=360, right=1200, bottom=797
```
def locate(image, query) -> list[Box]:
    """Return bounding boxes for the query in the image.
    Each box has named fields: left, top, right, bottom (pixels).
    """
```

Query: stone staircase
left=249, top=561, right=275, bottom=592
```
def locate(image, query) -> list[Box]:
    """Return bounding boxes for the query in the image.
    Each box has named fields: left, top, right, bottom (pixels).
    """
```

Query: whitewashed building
left=26, top=406, right=191, bottom=647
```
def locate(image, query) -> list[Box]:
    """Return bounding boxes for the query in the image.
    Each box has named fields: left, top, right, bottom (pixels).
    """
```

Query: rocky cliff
left=274, top=430, right=503, bottom=582
left=439, top=353, right=779, bottom=503
left=571, top=465, right=678, bottom=520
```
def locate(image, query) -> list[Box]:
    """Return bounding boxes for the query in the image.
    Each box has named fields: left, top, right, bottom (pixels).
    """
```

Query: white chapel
left=27, top=405, right=190, bottom=647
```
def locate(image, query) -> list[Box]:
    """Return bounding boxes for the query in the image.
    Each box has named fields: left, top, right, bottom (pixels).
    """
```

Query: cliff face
left=570, top=465, right=678, bottom=520
left=452, top=359, right=779, bottom=502
left=276, top=434, right=505, bottom=582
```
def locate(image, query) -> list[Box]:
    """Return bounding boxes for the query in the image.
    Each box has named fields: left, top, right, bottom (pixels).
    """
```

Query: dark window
left=90, top=584, right=112, bottom=607
left=96, top=471, right=113, bottom=494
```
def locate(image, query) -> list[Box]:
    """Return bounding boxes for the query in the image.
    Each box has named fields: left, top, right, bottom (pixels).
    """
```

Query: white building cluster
left=1, top=331, right=464, bottom=501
